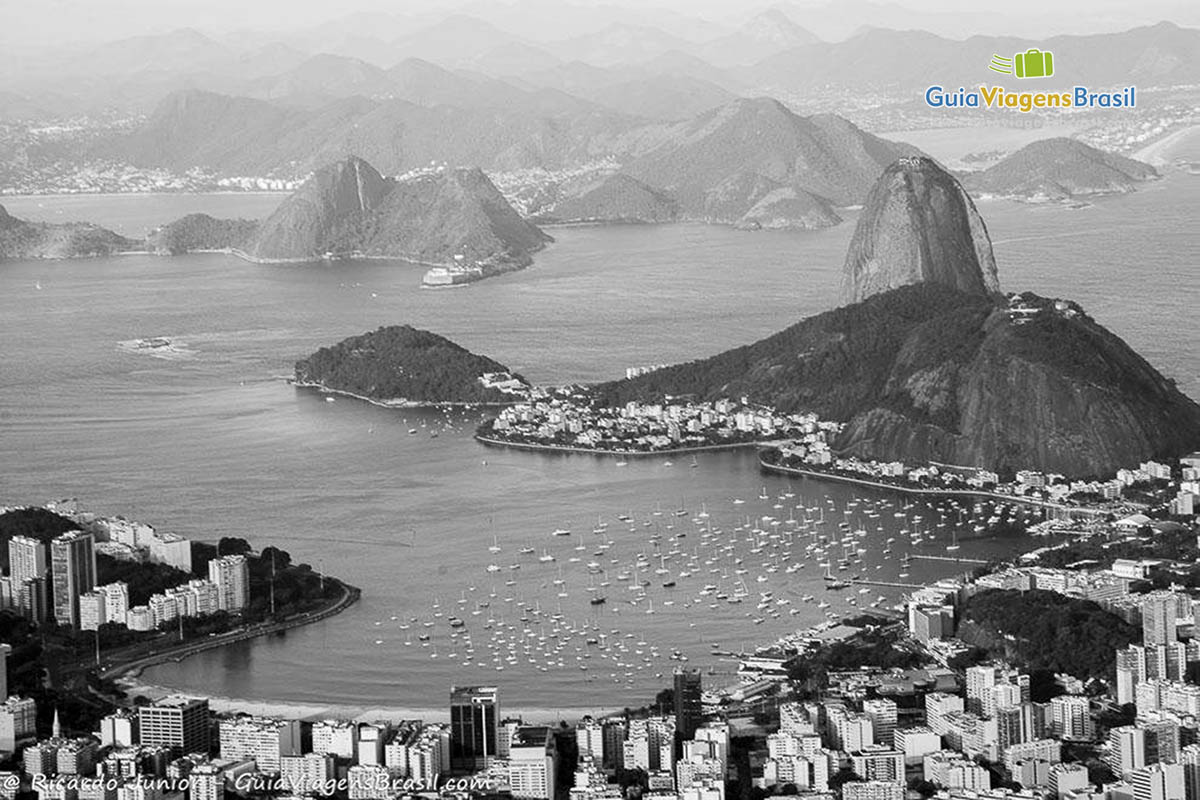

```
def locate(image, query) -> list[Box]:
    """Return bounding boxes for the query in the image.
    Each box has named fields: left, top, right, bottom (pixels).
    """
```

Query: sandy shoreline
left=117, top=678, right=619, bottom=724
left=1133, top=124, right=1200, bottom=166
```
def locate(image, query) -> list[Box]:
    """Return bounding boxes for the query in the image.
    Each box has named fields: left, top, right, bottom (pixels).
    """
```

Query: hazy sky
left=3, top=0, right=1196, bottom=48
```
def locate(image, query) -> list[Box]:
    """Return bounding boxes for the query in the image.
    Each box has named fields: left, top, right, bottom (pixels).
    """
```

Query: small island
left=294, top=324, right=529, bottom=406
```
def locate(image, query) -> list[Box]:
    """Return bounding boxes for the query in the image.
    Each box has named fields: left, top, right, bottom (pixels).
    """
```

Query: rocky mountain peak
left=842, top=155, right=999, bottom=303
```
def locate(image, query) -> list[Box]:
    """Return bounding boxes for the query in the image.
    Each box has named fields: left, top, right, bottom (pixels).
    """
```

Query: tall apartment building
left=601, top=718, right=627, bottom=773
left=925, top=693, right=965, bottom=736
left=507, top=726, right=558, bottom=800
left=1110, top=726, right=1148, bottom=777
left=863, top=699, right=898, bottom=747
left=137, top=697, right=210, bottom=755
left=674, top=669, right=703, bottom=740
left=577, top=717, right=604, bottom=762
left=1144, top=593, right=1181, bottom=646
left=208, top=555, right=249, bottom=612
left=851, top=746, right=904, bottom=784
left=79, top=591, right=106, bottom=631
left=9, top=536, right=48, bottom=620
left=312, top=719, right=358, bottom=760
left=1132, top=762, right=1185, bottom=800
left=51, top=530, right=97, bottom=627
left=965, top=664, right=1030, bottom=718
left=0, top=696, right=37, bottom=752
left=99, top=583, right=129, bottom=626
left=449, top=686, right=498, bottom=772
left=357, top=723, right=388, bottom=767
left=1050, top=695, right=1094, bottom=741
left=218, top=717, right=301, bottom=772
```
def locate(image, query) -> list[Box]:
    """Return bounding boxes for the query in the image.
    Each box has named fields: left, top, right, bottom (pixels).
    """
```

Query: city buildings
left=449, top=686, right=499, bottom=773
left=207, top=555, right=250, bottom=612
left=675, top=669, right=703, bottom=741
left=217, top=717, right=300, bottom=773
left=51, top=530, right=96, bottom=627
left=506, top=726, right=558, bottom=800
left=136, top=697, right=210, bottom=755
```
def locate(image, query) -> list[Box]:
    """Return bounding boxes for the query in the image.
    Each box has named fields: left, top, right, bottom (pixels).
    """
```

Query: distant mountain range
left=4, top=18, right=1198, bottom=120
left=962, top=138, right=1158, bottom=201
left=596, top=157, right=1200, bottom=477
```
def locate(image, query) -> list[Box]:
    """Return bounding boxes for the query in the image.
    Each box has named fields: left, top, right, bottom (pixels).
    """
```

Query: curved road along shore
left=96, top=579, right=361, bottom=682
left=474, top=433, right=789, bottom=458
left=759, top=456, right=1108, bottom=518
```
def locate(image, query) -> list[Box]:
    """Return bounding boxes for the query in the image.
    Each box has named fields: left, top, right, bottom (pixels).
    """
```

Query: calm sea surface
left=2, top=139, right=1198, bottom=713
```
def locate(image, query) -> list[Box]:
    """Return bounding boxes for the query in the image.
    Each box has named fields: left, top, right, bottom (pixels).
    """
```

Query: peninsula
left=595, top=156, right=1200, bottom=477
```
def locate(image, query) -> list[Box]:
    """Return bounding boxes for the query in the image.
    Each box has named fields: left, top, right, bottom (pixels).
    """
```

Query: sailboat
left=946, top=529, right=961, bottom=552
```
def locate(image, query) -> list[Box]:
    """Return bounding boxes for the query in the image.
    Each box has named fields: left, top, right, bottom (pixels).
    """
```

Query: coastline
left=1132, top=123, right=1200, bottom=166
left=97, top=578, right=361, bottom=684
left=758, top=455, right=1107, bottom=517
left=290, top=380, right=519, bottom=409
left=474, top=432, right=787, bottom=458
left=111, top=677, right=620, bottom=724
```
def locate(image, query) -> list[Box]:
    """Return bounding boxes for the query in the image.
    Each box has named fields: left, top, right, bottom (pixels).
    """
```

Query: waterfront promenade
left=95, top=578, right=361, bottom=683
left=474, top=432, right=788, bottom=458
left=759, top=454, right=1109, bottom=518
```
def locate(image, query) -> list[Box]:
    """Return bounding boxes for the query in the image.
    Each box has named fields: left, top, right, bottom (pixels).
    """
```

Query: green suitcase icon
left=1014, top=48, right=1053, bottom=78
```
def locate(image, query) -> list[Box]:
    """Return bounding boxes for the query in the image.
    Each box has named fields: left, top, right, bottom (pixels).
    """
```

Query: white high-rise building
left=1132, top=762, right=1185, bottom=800
left=313, top=720, right=358, bottom=760
left=79, top=591, right=106, bottom=631
left=577, top=718, right=604, bottom=762
left=926, top=693, right=964, bottom=736
left=98, top=710, right=138, bottom=748
left=9, top=536, right=48, bottom=618
left=1110, top=726, right=1148, bottom=777
left=1050, top=695, right=1094, bottom=741
left=208, top=555, right=250, bottom=612
left=508, top=727, right=556, bottom=800
left=99, top=583, right=129, bottom=625
left=218, top=717, right=301, bottom=773
left=281, top=753, right=334, bottom=796
left=0, top=696, right=37, bottom=752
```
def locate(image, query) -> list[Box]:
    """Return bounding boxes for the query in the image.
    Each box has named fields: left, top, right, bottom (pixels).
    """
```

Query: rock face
left=246, top=157, right=550, bottom=264
left=843, top=156, right=999, bottom=304
left=598, top=284, right=1200, bottom=477
left=360, top=167, right=551, bottom=264
left=247, top=156, right=392, bottom=261
left=0, top=203, right=137, bottom=259
left=963, top=138, right=1158, bottom=200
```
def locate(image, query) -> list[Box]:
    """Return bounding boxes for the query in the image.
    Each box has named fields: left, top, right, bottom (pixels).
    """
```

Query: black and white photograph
left=2, top=0, right=1200, bottom=798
